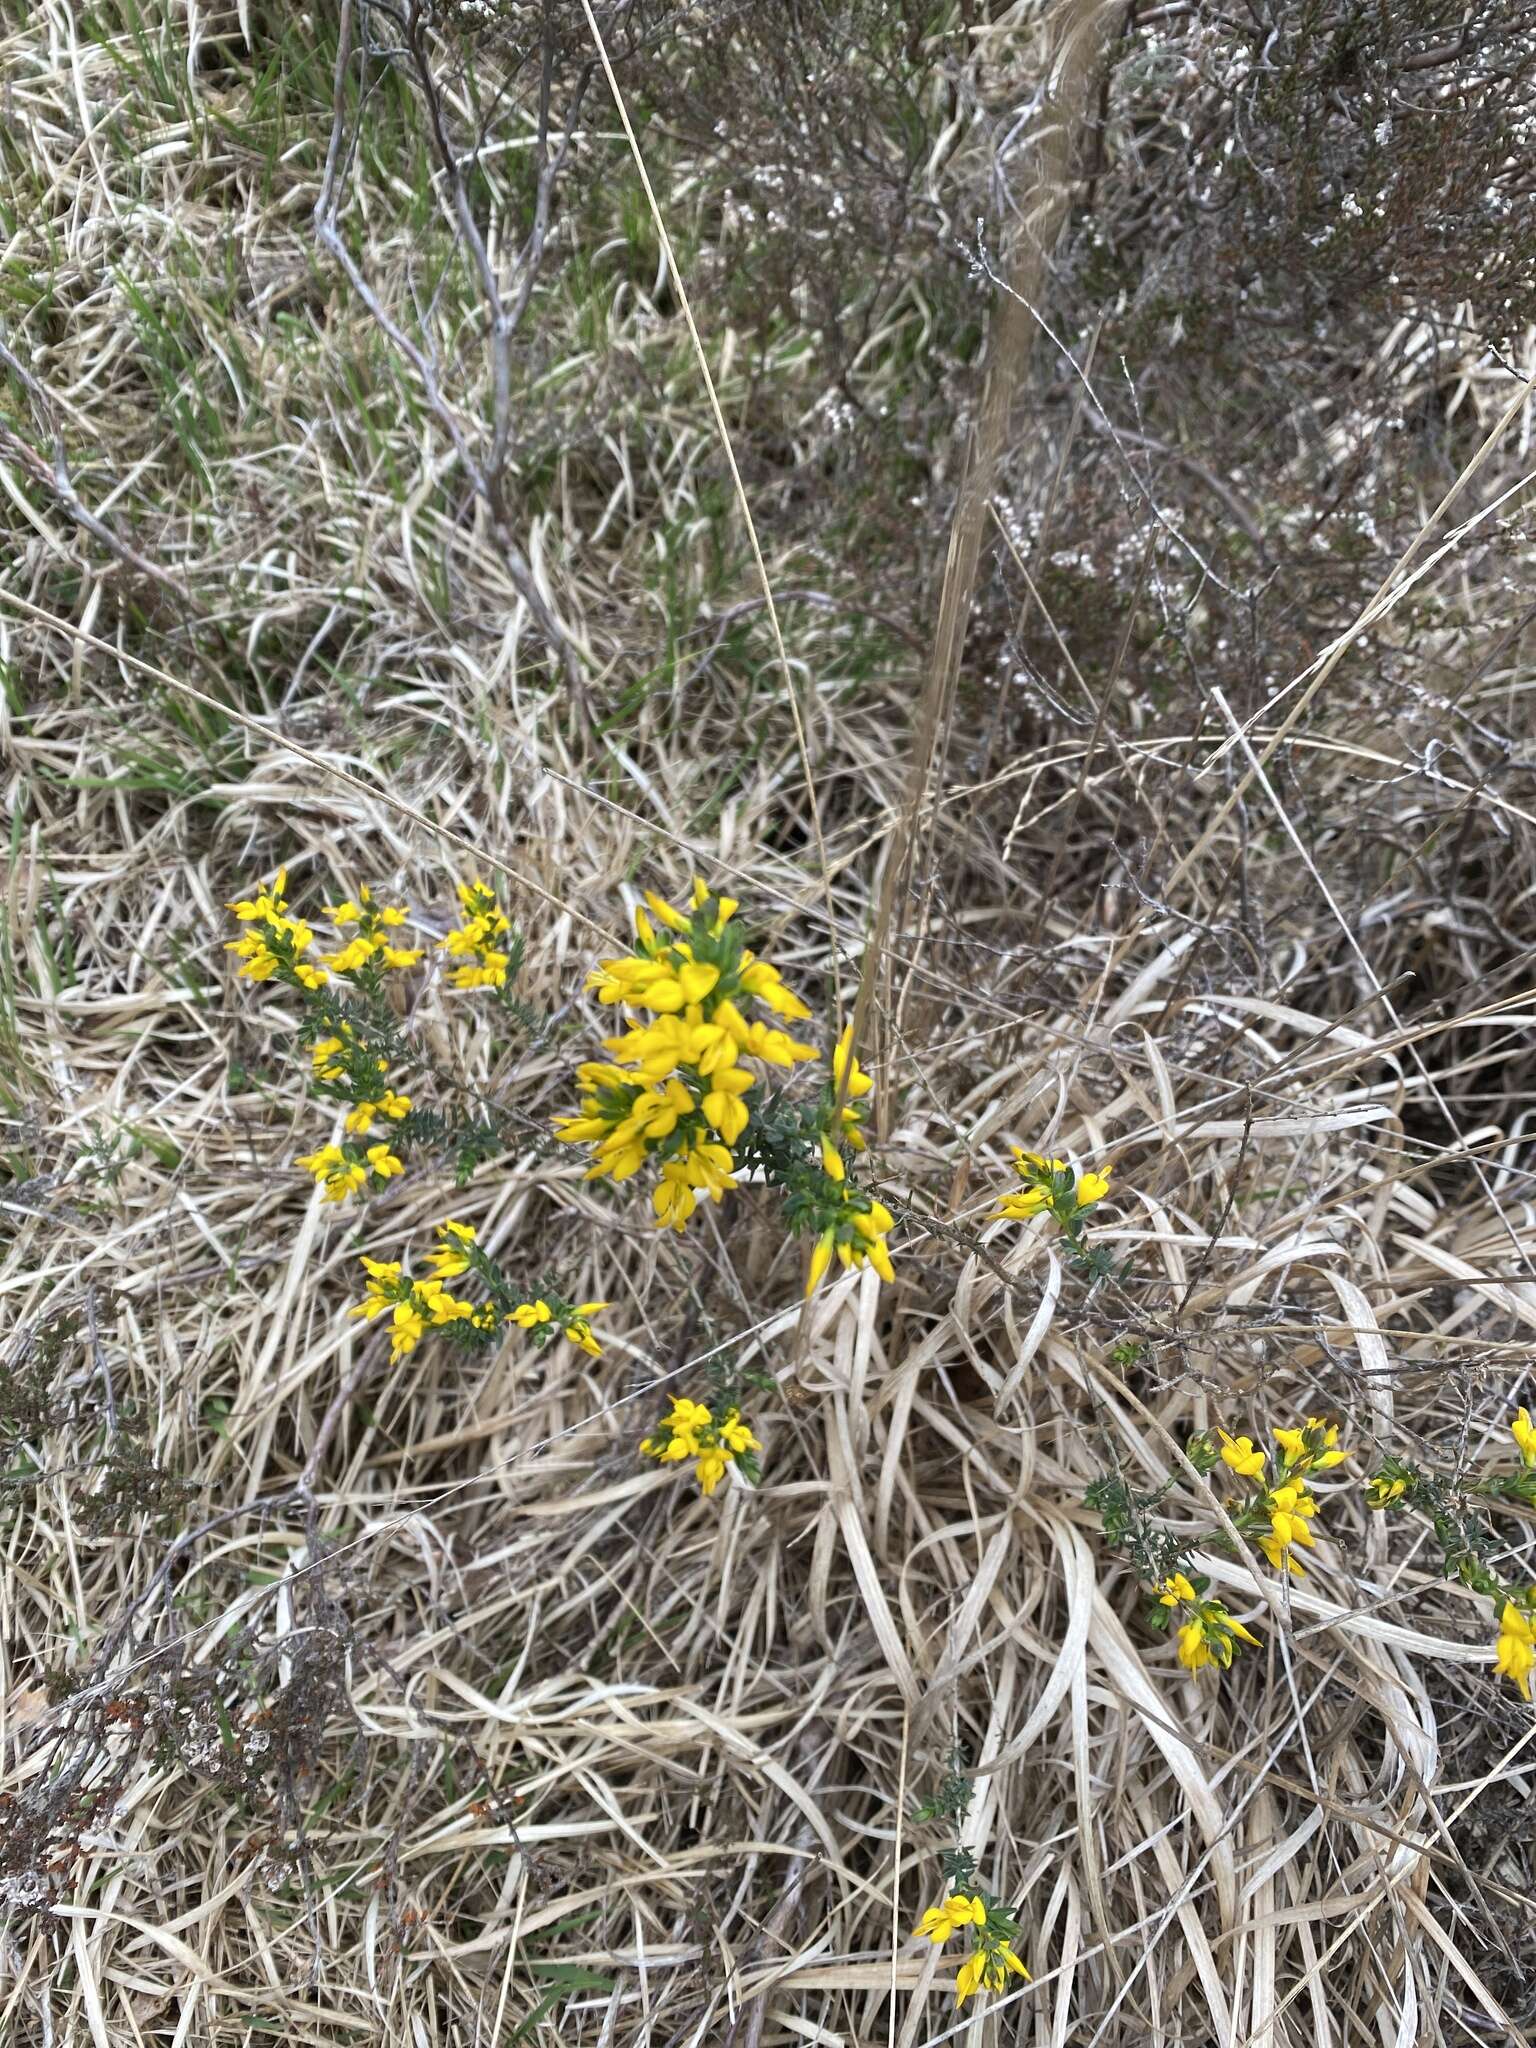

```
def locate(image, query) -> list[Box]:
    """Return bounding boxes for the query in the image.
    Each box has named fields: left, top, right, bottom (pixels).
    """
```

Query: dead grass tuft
left=4, top=2, right=1536, bottom=2042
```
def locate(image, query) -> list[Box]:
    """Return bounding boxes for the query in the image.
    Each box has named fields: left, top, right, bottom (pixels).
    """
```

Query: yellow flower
left=416, top=1279, right=475, bottom=1325
left=1224, top=1613, right=1261, bottom=1651
left=348, top=1256, right=403, bottom=1321
left=386, top=1299, right=426, bottom=1359
left=344, top=1089, right=412, bottom=1135
left=686, top=1019, right=741, bottom=1076
left=643, top=888, right=691, bottom=934
left=447, top=952, right=510, bottom=991
left=682, top=1141, right=737, bottom=1199
left=1365, top=1473, right=1408, bottom=1508
left=696, top=1450, right=729, bottom=1495
left=739, top=1018, right=818, bottom=1067
left=830, top=1023, right=875, bottom=1101
left=1494, top=1600, right=1535, bottom=1702
left=839, top=1198, right=896, bottom=1285
left=226, top=916, right=329, bottom=988
left=1219, top=1432, right=1266, bottom=1478
left=327, top=934, right=375, bottom=974
left=998, top=1150, right=1110, bottom=1218
left=1513, top=1408, right=1536, bottom=1470
left=297, top=1144, right=368, bottom=1202
left=365, top=1142, right=404, bottom=1181
left=311, top=1036, right=349, bottom=1081
left=653, top=1162, right=697, bottom=1232
left=1176, top=1602, right=1260, bottom=1670
left=564, top=1302, right=607, bottom=1356
left=718, top=1409, right=760, bottom=1455
left=980, top=1944, right=1030, bottom=1996
left=639, top=1394, right=758, bottom=1494
left=806, top=1228, right=836, bottom=1297
left=1015, top=1148, right=1066, bottom=1176
left=427, top=1220, right=477, bottom=1279
left=1176, top=1619, right=1212, bottom=1670
left=1273, top=1417, right=1349, bottom=1471
left=737, top=957, right=811, bottom=1021
left=226, top=873, right=333, bottom=988
left=510, top=1299, right=553, bottom=1328
left=227, top=870, right=290, bottom=921
left=954, top=1951, right=985, bottom=2006
left=994, top=1185, right=1049, bottom=1220
left=321, top=887, right=422, bottom=970
left=588, top=955, right=687, bottom=1009
left=440, top=881, right=512, bottom=989
left=701, top=1065, right=755, bottom=1143
left=1259, top=1480, right=1319, bottom=1575
left=1158, top=1572, right=1198, bottom=1606
left=911, top=1895, right=986, bottom=1944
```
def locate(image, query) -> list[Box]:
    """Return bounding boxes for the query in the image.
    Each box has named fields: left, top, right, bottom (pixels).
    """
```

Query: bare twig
left=315, top=0, right=585, bottom=691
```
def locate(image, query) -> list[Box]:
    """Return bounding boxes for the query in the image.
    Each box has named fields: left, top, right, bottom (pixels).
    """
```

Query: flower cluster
left=558, top=882, right=813, bottom=1207
left=826, top=1023, right=874, bottom=1162
left=323, top=885, right=424, bottom=973
left=908, top=1760, right=1030, bottom=2011
left=995, top=1149, right=1111, bottom=1222
left=1218, top=1416, right=1349, bottom=1578
left=638, top=1395, right=762, bottom=1496
left=227, top=870, right=525, bottom=1203
left=557, top=881, right=897, bottom=1290
left=1088, top=1419, right=1347, bottom=1680
left=912, top=1891, right=1030, bottom=2008
left=228, top=872, right=422, bottom=1200
left=1157, top=1571, right=1261, bottom=1672
left=297, top=1138, right=405, bottom=1202
left=226, top=869, right=330, bottom=991
left=351, top=1255, right=492, bottom=1358
left=804, top=1189, right=895, bottom=1291
left=1366, top=1410, right=1536, bottom=1702
left=350, top=1222, right=605, bottom=1362
left=995, top=1149, right=1112, bottom=1279
left=440, top=879, right=515, bottom=990
left=295, top=1011, right=414, bottom=1197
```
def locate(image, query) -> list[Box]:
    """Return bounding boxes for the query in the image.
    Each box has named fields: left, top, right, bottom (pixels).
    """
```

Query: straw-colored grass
left=4, top=3, right=1536, bottom=2043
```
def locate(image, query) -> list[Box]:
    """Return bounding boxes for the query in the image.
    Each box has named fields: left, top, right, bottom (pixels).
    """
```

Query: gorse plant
left=993, top=1149, right=1112, bottom=1279
left=218, top=853, right=1535, bottom=2046
left=1366, top=1409, right=1536, bottom=1701
left=351, top=1222, right=607, bottom=1363
left=1088, top=1416, right=1352, bottom=1675
left=638, top=1350, right=773, bottom=1495
left=226, top=869, right=900, bottom=1506
left=1210, top=1416, right=1350, bottom=1578
left=226, top=867, right=600, bottom=1370
left=909, top=1753, right=1031, bottom=2008
left=556, top=879, right=895, bottom=1290
left=227, top=868, right=525, bottom=1196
